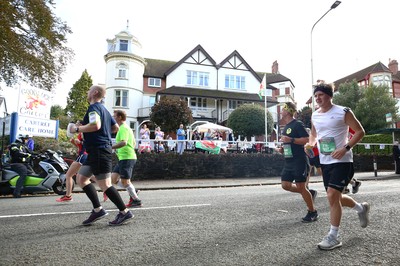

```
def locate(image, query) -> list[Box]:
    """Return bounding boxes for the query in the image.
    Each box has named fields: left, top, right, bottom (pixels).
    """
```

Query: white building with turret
left=104, top=26, right=297, bottom=141
left=104, top=28, right=145, bottom=130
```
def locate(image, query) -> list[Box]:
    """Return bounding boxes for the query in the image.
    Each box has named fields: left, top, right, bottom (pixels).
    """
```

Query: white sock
left=126, top=184, right=139, bottom=199
left=328, top=225, right=339, bottom=238
left=353, top=202, right=364, bottom=213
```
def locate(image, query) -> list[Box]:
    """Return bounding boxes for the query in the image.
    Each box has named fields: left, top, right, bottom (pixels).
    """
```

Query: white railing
left=136, top=139, right=279, bottom=154
left=191, top=107, right=216, bottom=118
left=138, top=107, right=151, bottom=117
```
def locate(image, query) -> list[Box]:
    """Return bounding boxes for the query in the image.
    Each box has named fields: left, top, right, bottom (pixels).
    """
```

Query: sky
left=2, top=0, right=400, bottom=112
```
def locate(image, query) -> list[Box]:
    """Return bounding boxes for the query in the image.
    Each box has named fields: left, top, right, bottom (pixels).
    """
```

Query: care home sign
left=17, top=115, right=58, bottom=138
left=18, top=87, right=52, bottom=119
left=14, top=87, right=57, bottom=139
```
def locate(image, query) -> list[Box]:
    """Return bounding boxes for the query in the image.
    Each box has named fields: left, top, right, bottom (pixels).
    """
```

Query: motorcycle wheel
left=52, top=180, right=66, bottom=195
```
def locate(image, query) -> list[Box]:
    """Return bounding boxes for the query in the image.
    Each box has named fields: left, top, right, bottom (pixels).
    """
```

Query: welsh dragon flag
left=258, top=74, right=266, bottom=100
left=195, top=141, right=221, bottom=154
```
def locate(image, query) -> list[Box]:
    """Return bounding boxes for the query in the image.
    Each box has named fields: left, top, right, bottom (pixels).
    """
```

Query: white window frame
left=114, top=89, right=128, bottom=107
left=228, top=100, right=250, bottom=109
left=129, top=121, right=136, bottom=132
left=225, top=75, right=245, bottom=90
left=116, top=63, right=128, bottom=79
left=190, top=97, right=207, bottom=110
left=149, top=96, right=156, bottom=106
left=186, top=70, right=209, bottom=87
left=119, top=40, right=128, bottom=51
left=372, top=74, right=392, bottom=93
left=148, top=78, right=161, bottom=87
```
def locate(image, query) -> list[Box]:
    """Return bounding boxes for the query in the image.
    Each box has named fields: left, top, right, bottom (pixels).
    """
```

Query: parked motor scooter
left=0, top=150, right=68, bottom=196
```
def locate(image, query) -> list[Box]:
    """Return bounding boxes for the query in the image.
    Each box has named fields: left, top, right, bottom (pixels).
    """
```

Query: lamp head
left=331, top=1, right=341, bottom=9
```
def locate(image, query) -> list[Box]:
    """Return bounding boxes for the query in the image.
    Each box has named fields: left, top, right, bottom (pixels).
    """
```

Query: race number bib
left=319, top=137, right=336, bottom=155
left=283, top=144, right=293, bottom=158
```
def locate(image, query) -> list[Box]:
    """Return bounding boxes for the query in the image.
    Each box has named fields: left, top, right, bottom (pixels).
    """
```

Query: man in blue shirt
left=70, top=85, right=133, bottom=226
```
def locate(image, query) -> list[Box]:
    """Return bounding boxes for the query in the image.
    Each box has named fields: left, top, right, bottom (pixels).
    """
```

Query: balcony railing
left=138, top=107, right=151, bottom=117
left=191, top=107, right=216, bottom=118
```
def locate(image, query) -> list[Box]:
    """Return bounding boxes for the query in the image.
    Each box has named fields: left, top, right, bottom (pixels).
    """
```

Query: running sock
left=353, top=202, right=364, bottom=213
left=82, top=183, right=101, bottom=209
left=104, top=186, right=126, bottom=211
left=118, top=180, right=139, bottom=199
left=328, top=225, right=339, bottom=238
left=126, top=184, right=139, bottom=199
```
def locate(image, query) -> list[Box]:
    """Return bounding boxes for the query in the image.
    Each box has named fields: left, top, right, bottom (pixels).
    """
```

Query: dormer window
left=119, top=40, right=128, bottom=51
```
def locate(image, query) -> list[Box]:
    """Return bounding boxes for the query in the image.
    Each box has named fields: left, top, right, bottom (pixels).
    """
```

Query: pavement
left=126, top=170, right=399, bottom=191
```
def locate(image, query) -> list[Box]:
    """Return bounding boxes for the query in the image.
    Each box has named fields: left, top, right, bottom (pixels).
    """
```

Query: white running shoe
left=358, top=202, right=370, bottom=228
left=318, top=234, right=342, bottom=250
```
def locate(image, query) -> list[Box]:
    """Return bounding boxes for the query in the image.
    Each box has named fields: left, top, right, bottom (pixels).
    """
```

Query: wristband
left=75, top=126, right=79, bottom=133
left=345, top=144, right=351, bottom=151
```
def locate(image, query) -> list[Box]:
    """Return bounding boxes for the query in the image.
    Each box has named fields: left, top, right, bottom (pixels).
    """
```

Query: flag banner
left=195, top=140, right=221, bottom=154
left=258, top=74, right=266, bottom=99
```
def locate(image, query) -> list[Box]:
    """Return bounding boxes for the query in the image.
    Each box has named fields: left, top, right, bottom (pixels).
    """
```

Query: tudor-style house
left=104, top=27, right=296, bottom=141
left=333, top=59, right=400, bottom=128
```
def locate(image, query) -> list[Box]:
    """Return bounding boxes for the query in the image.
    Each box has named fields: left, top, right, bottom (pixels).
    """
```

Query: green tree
left=50, top=104, right=64, bottom=119
left=333, top=80, right=363, bottom=110
left=50, top=104, right=69, bottom=129
left=354, top=84, right=398, bottom=133
left=297, top=106, right=312, bottom=129
left=0, top=0, right=74, bottom=90
left=150, top=97, right=193, bottom=134
left=227, top=104, right=273, bottom=139
left=65, top=70, right=92, bottom=121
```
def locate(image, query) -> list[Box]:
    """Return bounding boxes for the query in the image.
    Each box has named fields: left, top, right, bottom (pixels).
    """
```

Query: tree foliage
left=150, top=97, right=193, bottom=134
left=227, top=104, right=273, bottom=139
left=50, top=104, right=64, bottom=119
left=333, top=80, right=363, bottom=111
left=0, top=0, right=74, bottom=90
left=65, top=70, right=92, bottom=122
left=333, top=82, right=398, bottom=133
left=354, top=84, right=398, bottom=133
left=296, top=106, right=312, bottom=129
left=50, top=104, right=69, bottom=129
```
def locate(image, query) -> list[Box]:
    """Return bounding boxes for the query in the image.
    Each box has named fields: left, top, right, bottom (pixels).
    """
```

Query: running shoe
left=56, top=195, right=73, bottom=202
left=126, top=197, right=142, bottom=208
left=302, top=210, right=319, bottom=223
left=352, top=180, right=362, bottom=194
left=108, top=210, right=134, bottom=226
left=82, top=209, right=108, bottom=226
left=310, top=189, right=318, bottom=202
left=358, top=202, right=370, bottom=228
left=318, top=234, right=342, bottom=250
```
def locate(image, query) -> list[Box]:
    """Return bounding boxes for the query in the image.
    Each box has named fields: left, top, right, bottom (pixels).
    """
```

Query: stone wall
left=129, top=153, right=395, bottom=180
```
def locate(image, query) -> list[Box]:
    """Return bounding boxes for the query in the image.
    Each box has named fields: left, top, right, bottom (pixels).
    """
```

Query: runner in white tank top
left=307, top=83, right=370, bottom=251
left=312, top=104, right=353, bottom=164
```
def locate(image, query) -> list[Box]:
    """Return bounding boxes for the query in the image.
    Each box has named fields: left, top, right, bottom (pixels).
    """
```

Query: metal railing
left=135, top=139, right=398, bottom=155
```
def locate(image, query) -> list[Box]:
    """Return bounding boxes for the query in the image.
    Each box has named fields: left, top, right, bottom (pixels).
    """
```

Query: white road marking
left=277, top=210, right=289, bottom=213
left=0, top=203, right=212, bottom=219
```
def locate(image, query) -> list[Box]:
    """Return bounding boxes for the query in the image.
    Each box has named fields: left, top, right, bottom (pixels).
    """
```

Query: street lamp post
left=310, top=0, right=341, bottom=111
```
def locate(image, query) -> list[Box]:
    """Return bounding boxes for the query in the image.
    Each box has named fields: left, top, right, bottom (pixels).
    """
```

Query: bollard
left=373, top=154, right=377, bottom=177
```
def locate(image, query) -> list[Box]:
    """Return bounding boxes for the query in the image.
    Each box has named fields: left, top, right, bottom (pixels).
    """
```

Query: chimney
left=271, top=60, right=279, bottom=74
left=389, top=59, right=398, bottom=75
